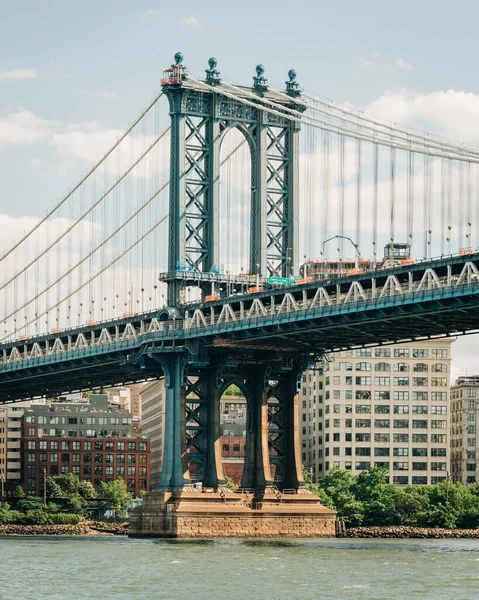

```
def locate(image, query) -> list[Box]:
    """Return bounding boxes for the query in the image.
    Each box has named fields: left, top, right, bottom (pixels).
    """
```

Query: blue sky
left=2, top=0, right=479, bottom=374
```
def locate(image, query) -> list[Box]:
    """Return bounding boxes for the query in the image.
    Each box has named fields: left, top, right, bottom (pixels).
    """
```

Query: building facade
left=450, top=375, right=479, bottom=485
left=139, top=380, right=165, bottom=489
left=301, top=338, right=453, bottom=486
left=21, top=394, right=150, bottom=496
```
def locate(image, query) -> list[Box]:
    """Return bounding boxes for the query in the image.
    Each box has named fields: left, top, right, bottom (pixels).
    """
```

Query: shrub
left=49, top=513, right=83, bottom=525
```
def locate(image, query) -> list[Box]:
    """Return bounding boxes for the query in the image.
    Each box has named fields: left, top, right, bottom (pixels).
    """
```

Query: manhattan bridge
left=1, top=53, right=479, bottom=495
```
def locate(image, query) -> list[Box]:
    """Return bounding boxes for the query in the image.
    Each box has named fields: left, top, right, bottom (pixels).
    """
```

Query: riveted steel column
left=250, top=112, right=268, bottom=279
left=241, top=366, right=273, bottom=490
left=281, top=373, right=305, bottom=490
left=208, top=94, right=221, bottom=271
left=287, top=119, right=301, bottom=277
left=202, top=373, right=225, bottom=487
left=153, top=354, right=190, bottom=491
left=164, top=88, right=187, bottom=307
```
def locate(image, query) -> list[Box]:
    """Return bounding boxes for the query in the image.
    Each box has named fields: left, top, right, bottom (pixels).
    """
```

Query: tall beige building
left=0, top=400, right=45, bottom=495
left=301, top=338, right=453, bottom=486
left=140, top=380, right=165, bottom=489
left=450, top=375, right=479, bottom=485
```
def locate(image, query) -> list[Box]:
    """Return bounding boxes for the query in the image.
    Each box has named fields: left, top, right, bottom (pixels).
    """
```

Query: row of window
left=332, top=348, right=449, bottom=358
left=325, top=418, right=447, bottom=429
left=326, top=404, right=447, bottom=415
left=348, top=377, right=448, bottom=387
left=323, top=391, right=448, bottom=401
left=335, top=362, right=448, bottom=373
left=27, top=465, right=147, bottom=476
left=323, top=447, right=446, bottom=457
left=26, top=440, right=147, bottom=451
left=28, top=453, right=148, bottom=464
left=321, top=432, right=446, bottom=444
left=25, top=415, right=132, bottom=425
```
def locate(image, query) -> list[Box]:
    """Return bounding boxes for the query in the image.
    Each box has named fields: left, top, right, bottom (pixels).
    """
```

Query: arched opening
left=219, top=127, right=252, bottom=277
left=220, top=383, right=247, bottom=487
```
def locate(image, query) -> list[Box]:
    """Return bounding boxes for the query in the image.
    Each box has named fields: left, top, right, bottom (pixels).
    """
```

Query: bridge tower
left=161, top=52, right=305, bottom=307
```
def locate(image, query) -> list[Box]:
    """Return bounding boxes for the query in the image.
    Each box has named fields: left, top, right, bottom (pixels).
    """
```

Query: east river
left=0, top=536, right=478, bottom=599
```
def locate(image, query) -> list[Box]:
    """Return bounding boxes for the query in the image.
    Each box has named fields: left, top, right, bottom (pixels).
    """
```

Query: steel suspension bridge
left=1, top=53, right=479, bottom=493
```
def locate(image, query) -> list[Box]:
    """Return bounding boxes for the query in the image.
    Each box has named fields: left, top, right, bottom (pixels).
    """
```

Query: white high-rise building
left=301, top=339, right=453, bottom=486
left=450, top=375, right=479, bottom=485
left=140, top=380, right=165, bottom=489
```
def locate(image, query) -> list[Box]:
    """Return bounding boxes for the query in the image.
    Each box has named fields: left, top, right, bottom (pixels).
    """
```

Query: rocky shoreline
left=0, top=521, right=129, bottom=536
left=344, top=525, right=479, bottom=538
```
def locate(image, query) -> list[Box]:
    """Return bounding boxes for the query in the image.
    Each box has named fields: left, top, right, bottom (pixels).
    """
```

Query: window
left=431, top=349, right=448, bottom=358
left=431, top=377, right=447, bottom=387
left=412, top=448, right=427, bottom=457
left=394, top=377, right=409, bottom=386
left=394, top=405, right=409, bottom=414
left=393, top=420, right=409, bottom=428
left=356, top=362, right=371, bottom=371
left=128, top=442, right=136, bottom=451
left=139, top=442, right=147, bottom=452
left=412, top=476, right=428, bottom=485
left=27, top=453, right=35, bottom=463
left=412, top=420, right=428, bottom=429
left=84, top=441, right=92, bottom=451
left=95, top=441, right=103, bottom=450
left=345, top=362, right=353, bottom=371
left=61, top=441, right=70, bottom=450
left=356, top=348, right=372, bottom=357
left=431, top=434, right=446, bottom=443
left=72, top=453, right=80, bottom=463
left=61, top=466, right=69, bottom=474
left=375, top=405, right=390, bottom=414
left=375, top=362, right=391, bottom=372
left=355, top=461, right=371, bottom=470
left=39, top=441, right=47, bottom=450
left=393, top=475, right=409, bottom=484
left=393, top=462, right=408, bottom=470
left=140, top=455, right=148, bottom=464
left=431, top=406, right=447, bottom=415
left=393, top=392, right=409, bottom=401
left=432, top=392, right=447, bottom=402
left=431, top=476, right=446, bottom=484
left=117, top=442, right=125, bottom=451
left=128, top=466, right=136, bottom=476
left=84, top=453, right=91, bottom=463
left=117, top=466, right=125, bottom=476
left=356, top=405, right=371, bottom=414
left=356, top=448, right=371, bottom=456
left=117, top=454, right=125, bottom=464
left=375, top=433, right=390, bottom=443
left=355, top=433, right=371, bottom=442
left=50, top=465, right=58, bottom=475
left=355, top=390, right=371, bottom=400
left=432, top=363, right=448, bottom=373
left=412, top=434, right=428, bottom=443
left=375, top=348, right=391, bottom=357
left=355, top=377, right=371, bottom=386
left=128, top=454, right=136, bottom=464
left=72, top=441, right=80, bottom=450
left=333, top=433, right=340, bottom=442
left=375, top=391, right=390, bottom=401
left=394, top=448, right=409, bottom=456
left=393, top=433, right=409, bottom=443
left=375, top=419, right=390, bottom=428
left=105, top=466, right=114, bottom=476
left=394, top=348, right=410, bottom=358
left=413, top=377, right=428, bottom=387
left=39, top=453, right=47, bottom=463
left=431, top=420, right=447, bottom=429
left=412, top=462, right=427, bottom=471
left=431, top=448, right=447, bottom=457
left=412, top=406, right=428, bottom=415
left=375, top=377, right=390, bottom=386
left=394, top=363, right=409, bottom=372
left=375, top=448, right=390, bottom=456
left=27, top=441, right=36, bottom=450
left=355, top=419, right=371, bottom=428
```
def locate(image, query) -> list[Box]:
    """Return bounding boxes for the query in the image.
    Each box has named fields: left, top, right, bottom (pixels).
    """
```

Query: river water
left=0, top=536, right=478, bottom=599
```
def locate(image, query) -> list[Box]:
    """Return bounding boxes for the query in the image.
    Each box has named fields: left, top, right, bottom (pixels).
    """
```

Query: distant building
left=140, top=380, right=165, bottom=490
left=21, top=394, right=150, bottom=496
left=0, top=400, right=45, bottom=496
left=450, top=376, right=479, bottom=484
left=301, top=338, right=453, bottom=486
left=106, top=384, right=142, bottom=434
left=220, top=395, right=246, bottom=485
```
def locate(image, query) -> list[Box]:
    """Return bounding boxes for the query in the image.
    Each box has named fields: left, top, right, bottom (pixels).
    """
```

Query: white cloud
left=30, top=157, right=42, bottom=166
left=395, top=56, right=413, bottom=71
left=0, top=68, right=39, bottom=81
left=81, top=89, right=116, bottom=99
left=0, top=110, right=54, bottom=146
left=143, top=8, right=160, bottom=17
left=354, top=53, right=413, bottom=71
left=53, top=127, right=124, bottom=162
left=180, top=16, right=201, bottom=27
left=365, top=89, right=479, bottom=142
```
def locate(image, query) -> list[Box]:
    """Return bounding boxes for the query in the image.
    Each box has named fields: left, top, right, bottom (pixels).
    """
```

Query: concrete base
left=129, top=489, right=336, bottom=538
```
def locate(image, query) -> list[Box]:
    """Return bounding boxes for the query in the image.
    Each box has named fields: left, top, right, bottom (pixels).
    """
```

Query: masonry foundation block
left=129, top=490, right=336, bottom=538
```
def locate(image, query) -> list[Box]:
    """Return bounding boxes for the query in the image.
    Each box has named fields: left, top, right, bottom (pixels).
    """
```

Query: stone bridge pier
left=130, top=352, right=336, bottom=538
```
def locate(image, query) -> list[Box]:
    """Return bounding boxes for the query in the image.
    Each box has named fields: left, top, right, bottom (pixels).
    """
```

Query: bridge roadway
left=1, top=252, right=479, bottom=402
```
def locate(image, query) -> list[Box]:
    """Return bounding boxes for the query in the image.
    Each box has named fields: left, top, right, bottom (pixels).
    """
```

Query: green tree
left=353, top=467, right=398, bottom=526
left=99, top=478, right=131, bottom=512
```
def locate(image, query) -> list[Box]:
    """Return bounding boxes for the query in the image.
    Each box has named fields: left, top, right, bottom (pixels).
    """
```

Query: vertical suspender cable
left=373, top=143, right=378, bottom=263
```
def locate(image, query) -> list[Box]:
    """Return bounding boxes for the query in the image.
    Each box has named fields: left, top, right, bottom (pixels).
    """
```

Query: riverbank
left=0, top=520, right=128, bottom=536
left=344, top=525, right=479, bottom=538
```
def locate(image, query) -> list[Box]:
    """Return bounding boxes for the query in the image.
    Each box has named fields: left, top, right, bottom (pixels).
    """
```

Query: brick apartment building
left=21, top=394, right=150, bottom=497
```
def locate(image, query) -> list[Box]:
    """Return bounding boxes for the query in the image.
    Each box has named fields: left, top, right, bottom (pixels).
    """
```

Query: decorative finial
left=253, top=64, right=269, bottom=94
left=285, top=68, right=301, bottom=97
left=174, top=52, right=184, bottom=65
left=205, top=56, right=221, bottom=85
